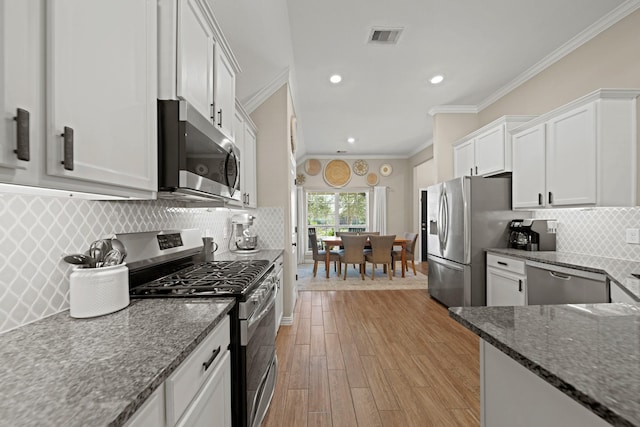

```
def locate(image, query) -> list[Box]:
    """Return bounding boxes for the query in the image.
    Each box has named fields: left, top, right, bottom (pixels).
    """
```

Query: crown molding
left=428, top=105, right=478, bottom=116
left=408, top=139, right=434, bottom=158
left=296, top=153, right=410, bottom=166
left=477, top=0, right=640, bottom=111
left=242, top=67, right=291, bottom=114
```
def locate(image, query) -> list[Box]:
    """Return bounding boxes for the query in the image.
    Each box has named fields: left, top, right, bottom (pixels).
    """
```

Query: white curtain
left=372, top=186, right=387, bottom=234
left=296, top=186, right=305, bottom=264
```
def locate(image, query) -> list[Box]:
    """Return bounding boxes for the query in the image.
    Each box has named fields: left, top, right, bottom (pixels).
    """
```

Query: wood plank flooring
left=262, top=289, right=480, bottom=427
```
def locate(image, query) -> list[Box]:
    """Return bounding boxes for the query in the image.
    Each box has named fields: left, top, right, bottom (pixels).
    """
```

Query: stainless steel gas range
left=119, top=229, right=282, bottom=427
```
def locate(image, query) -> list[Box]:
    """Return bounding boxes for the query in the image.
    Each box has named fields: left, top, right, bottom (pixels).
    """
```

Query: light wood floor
left=262, top=289, right=480, bottom=427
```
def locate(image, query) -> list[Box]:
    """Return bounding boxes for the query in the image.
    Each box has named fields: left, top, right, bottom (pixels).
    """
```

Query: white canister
left=69, top=263, right=130, bottom=318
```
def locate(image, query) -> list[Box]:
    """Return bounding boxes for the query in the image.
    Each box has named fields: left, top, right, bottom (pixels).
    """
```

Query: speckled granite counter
left=486, top=248, right=640, bottom=302
left=450, top=302, right=640, bottom=426
left=215, top=248, right=284, bottom=264
left=0, top=298, right=235, bottom=426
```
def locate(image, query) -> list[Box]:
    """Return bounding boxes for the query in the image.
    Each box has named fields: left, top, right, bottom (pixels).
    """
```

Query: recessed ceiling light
left=430, top=75, right=444, bottom=85
left=330, top=74, right=342, bottom=84
left=347, top=137, right=355, bottom=143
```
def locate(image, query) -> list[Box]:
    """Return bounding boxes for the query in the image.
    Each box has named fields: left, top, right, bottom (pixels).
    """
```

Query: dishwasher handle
left=549, top=271, right=571, bottom=280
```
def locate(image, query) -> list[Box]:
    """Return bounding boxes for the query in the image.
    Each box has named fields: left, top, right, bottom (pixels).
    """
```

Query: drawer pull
left=497, top=261, right=508, bottom=266
left=203, top=345, right=221, bottom=371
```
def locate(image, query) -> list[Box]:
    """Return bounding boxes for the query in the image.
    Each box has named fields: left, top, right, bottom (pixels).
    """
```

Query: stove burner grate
left=130, top=259, right=270, bottom=296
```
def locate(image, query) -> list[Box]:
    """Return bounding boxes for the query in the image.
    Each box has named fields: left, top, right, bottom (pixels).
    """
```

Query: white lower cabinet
left=127, top=316, right=231, bottom=427
left=125, top=385, right=166, bottom=427
left=486, top=254, right=526, bottom=306
left=481, top=340, right=610, bottom=427
left=176, top=351, right=231, bottom=427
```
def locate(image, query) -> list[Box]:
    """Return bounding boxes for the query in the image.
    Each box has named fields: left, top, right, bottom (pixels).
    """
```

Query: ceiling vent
left=368, top=28, right=403, bottom=44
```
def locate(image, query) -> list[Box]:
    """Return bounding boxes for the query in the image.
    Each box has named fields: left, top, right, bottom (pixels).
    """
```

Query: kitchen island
left=450, top=303, right=640, bottom=426
left=0, top=298, right=235, bottom=426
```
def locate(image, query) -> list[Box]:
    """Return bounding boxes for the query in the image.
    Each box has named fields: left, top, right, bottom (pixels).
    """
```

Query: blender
left=229, top=214, right=259, bottom=253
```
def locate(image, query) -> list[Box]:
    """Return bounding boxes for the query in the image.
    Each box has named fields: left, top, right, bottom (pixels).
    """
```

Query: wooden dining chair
left=392, top=232, right=418, bottom=275
left=365, top=235, right=396, bottom=280
left=338, top=235, right=368, bottom=280
left=309, top=230, right=340, bottom=277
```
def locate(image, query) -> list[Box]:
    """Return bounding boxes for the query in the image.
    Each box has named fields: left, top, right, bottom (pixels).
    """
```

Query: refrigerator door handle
left=437, top=190, right=445, bottom=251
left=442, top=190, right=450, bottom=250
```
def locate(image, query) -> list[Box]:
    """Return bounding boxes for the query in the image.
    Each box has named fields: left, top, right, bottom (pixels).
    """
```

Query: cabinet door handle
left=538, top=193, right=543, bottom=206
left=217, top=109, right=223, bottom=127
left=548, top=192, right=553, bottom=205
left=518, top=279, right=523, bottom=292
left=203, top=345, right=221, bottom=371
left=210, top=103, right=215, bottom=120
left=497, top=261, right=508, bottom=266
left=469, top=168, right=473, bottom=176
left=14, top=108, right=30, bottom=161
left=60, top=126, right=74, bottom=171
left=475, top=166, right=478, bottom=175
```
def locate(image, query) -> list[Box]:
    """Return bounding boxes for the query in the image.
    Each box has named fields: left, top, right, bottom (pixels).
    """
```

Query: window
left=306, top=191, right=369, bottom=251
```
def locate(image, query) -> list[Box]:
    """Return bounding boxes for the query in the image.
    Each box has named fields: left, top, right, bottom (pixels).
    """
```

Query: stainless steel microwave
left=157, top=100, right=241, bottom=203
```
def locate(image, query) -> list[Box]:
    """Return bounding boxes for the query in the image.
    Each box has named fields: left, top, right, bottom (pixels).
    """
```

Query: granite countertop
left=215, top=248, right=284, bottom=264
left=485, top=248, right=640, bottom=302
left=0, top=298, right=235, bottom=426
left=450, top=302, right=640, bottom=426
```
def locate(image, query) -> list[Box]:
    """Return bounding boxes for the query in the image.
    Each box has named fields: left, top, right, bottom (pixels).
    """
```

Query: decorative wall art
left=323, top=159, right=352, bottom=188
left=304, top=159, right=321, bottom=176
left=379, top=163, right=393, bottom=176
left=296, top=173, right=306, bottom=185
left=366, top=173, right=379, bottom=186
left=352, top=159, right=368, bottom=176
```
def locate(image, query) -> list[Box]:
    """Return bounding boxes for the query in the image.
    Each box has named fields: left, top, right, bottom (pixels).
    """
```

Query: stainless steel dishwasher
left=525, top=261, right=610, bottom=305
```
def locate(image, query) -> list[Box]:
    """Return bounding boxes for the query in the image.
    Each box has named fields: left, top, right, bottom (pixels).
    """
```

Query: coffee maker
left=229, top=214, right=259, bottom=252
left=508, top=219, right=557, bottom=251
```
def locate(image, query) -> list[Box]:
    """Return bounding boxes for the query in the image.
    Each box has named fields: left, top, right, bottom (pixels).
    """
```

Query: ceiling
left=209, top=0, right=633, bottom=160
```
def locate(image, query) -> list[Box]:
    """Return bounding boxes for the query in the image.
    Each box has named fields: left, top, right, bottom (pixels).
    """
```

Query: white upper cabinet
left=234, top=101, right=257, bottom=208
left=453, top=116, right=535, bottom=178
left=176, top=0, right=214, bottom=123
left=0, top=0, right=39, bottom=183
left=475, top=124, right=507, bottom=176
left=546, top=103, right=597, bottom=206
left=512, top=124, right=546, bottom=208
left=46, top=0, right=157, bottom=193
left=453, top=139, right=474, bottom=178
left=0, top=0, right=157, bottom=198
left=159, top=0, right=240, bottom=142
left=213, top=46, right=236, bottom=141
left=511, top=89, right=639, bottom=209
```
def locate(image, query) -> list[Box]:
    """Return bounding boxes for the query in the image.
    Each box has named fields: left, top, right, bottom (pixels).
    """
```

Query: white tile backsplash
left=534, top=207, right=640, bottom=261
left=0, top=192, right=284, bottom=334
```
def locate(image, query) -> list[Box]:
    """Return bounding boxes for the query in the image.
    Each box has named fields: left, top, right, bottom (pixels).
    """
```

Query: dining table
left=320, top=236, right=412, bottom=278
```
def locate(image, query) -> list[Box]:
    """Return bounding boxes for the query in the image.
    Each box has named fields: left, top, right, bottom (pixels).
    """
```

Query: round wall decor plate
left=324, top=159, right=352, bottom=188
left=379, top=163, right=393, bottom=177
left=305, top=159, right=321, bottom=176
left=296, top=173, right=306, bottom=185
left=352, top=159, right=368, bottom=176
left=366, top=173, right=379, bottom=186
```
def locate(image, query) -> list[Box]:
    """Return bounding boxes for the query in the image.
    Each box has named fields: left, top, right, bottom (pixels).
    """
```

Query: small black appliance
left=508, top=219, right=557, bottom=251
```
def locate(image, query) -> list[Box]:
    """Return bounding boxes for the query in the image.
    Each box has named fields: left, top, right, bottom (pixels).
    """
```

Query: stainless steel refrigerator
left=427, top=176, right=524, bottom=307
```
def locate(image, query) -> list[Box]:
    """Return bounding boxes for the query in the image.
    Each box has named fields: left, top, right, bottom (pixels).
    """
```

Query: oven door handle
left=242, top=283, right=276, bottom=346
left=248, top=286, right=276, bottom=330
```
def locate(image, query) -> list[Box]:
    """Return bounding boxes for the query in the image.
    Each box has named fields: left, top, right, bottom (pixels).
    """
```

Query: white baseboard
left=280, top=315, right=294, bottom=325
